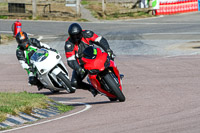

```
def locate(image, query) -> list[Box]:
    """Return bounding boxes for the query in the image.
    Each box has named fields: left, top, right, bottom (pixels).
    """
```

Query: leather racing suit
left=16, top=38, right=50, bottom=87
left=65, top=30, right=112, bottom=93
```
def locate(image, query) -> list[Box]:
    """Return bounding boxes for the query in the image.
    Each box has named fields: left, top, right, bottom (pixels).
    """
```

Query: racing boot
left=36, top=81, right=44, bottom=91
left=80, top=82, right=98, bottom=97
left=37, top=84, right=43, bottom=91
left=88, top=86, right=98, bottom=97
left=120, top=74, right=124, bottom=80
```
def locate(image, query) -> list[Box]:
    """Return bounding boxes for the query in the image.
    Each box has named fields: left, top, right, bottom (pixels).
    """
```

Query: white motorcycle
left=30, top=48, right=75, bottom=93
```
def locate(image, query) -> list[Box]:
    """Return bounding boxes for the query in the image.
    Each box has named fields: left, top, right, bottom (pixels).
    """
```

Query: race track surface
left=1, top=12, right=200, bottom=133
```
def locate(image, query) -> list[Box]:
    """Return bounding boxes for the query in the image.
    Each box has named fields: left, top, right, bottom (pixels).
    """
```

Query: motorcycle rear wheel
left=57, top=72, right=75, bottom=93
left=103, top=73, right=125, bottom=102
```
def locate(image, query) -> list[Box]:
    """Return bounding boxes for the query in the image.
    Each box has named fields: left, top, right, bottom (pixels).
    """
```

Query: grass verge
left=0, top=1, right=153, bottom=21
left=0, top=15, right=8, bottom=19
left=0, top=91, right=73, bottom=123
left=81, top=0, right=154, bottom=20
left=0, top=34, right=14, bottom=45
left=52, top=102, right=74, bottom=113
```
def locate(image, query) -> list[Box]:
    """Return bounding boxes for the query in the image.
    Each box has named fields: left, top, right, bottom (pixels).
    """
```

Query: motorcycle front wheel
left=103, top=73, right=125, bottom=102
left=57, top=72, right=75, bottom=93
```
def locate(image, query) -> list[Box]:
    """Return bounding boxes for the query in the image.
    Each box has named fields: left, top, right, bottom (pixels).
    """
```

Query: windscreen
left=30, top=48, right=49, bottom=62
left=82, top=46, right=97, bottom=59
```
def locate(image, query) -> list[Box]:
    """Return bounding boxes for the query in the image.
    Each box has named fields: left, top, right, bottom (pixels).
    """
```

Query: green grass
left=0, top=34, right=15, bottom=44
left=0, top=92, right=74, bottom=130
left=83, top=1, right=154, bottom=20
left=107, top=11, right=152, bottom=19
left=0, top=3, right=8, bottom=6
left=52, top=102, right=74, bottom=113
left=0, top=92, right=74, bottom=123
left=2, top=34, right=13, bottom=40
left=0, top=126, right=12, bottom=131
left=76, top=18, right=89, bottom=22
left=0, top=15, right=8, bottom=19
left=0, top=92, right=50, bottom=122
left=81, top=0, right=90, bottom=5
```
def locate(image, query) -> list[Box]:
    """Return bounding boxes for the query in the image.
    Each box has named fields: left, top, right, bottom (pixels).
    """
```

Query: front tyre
left=57, top=72, right=75, bottom=93
left=103, top=73, right=125, bottom=102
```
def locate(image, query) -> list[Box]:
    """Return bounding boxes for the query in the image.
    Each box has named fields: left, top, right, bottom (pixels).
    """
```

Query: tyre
left=57, top=72, right=75, bottom=93
left=103, top=73, right=125, bottom=102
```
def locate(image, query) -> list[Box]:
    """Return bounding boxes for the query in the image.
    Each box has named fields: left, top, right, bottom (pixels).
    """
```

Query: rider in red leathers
left=65, top=23, right=114, bottom=97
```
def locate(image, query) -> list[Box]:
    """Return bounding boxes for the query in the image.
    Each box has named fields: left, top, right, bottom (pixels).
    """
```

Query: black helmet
left=16, top=31, right=29, bottom=50
left=68, top=23, right=82, bottom=43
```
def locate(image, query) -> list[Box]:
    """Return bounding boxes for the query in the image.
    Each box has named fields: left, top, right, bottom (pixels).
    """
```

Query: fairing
left=82, top=47, right=123, bottom=98
left=82, top=48, right=107, bottom=71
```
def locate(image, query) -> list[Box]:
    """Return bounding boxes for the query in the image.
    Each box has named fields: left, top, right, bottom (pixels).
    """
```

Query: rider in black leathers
left=16, top=31, right=56, bottom=90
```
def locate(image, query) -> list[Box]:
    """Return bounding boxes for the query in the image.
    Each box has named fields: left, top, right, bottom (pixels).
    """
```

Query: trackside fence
left=155, top=0, right=199, bottom=15
left=0, top=0, right=76, bottom=19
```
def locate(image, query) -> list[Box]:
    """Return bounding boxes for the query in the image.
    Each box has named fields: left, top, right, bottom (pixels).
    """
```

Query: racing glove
left=77, top=67, right=85, bottom=78
left=50, top=48, right=57, bottom=53
left=28, top=67, right=34, bottom=73
left=107, top=49, right=115, bottom=60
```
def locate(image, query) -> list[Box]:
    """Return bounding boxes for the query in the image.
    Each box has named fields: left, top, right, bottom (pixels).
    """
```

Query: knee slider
left=71, top=80, right=78, bottom=88
left=29, top=76, right=38, bottom=85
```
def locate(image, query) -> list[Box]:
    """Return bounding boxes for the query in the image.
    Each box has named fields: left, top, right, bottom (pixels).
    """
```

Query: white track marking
left=113, top=15, right=164, bottom=22
left=37, top=36, right=59, bottom=40
left=0, top=31, right=13, bottom=33
left=40, top=36, right=58, bottom=39
left=0, top=31, right=33, bottom=36
left=151, top=52, right=200, bottom=60
left=143, top=32, right=200, bottom=35
left=163, top=52, right=200, bottom=58
left=1, top=101, right=92, bottom=133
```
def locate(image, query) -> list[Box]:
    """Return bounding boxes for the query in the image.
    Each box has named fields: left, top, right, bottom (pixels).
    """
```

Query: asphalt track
left=1, top=12, right=200, bottom=133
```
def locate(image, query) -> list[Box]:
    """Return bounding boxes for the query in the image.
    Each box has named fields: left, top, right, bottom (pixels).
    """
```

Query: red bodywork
left=81, top=48, right=122, bottom=98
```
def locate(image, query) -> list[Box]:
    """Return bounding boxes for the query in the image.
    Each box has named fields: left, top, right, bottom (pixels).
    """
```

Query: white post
left=102, top=0, right=106, bottom=14
left=76, top=0, right=81, bottom=17
left=32, top=0, right=37, bottom=19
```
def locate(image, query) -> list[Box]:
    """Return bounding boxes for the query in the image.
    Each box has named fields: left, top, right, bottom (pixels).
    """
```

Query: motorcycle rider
left=16, top=31, right=56, bottom=90
left=65, top=23, right=114, bottom=97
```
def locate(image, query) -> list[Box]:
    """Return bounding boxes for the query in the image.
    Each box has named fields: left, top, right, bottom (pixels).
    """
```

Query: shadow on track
left=35, top=91, right=69, bottom=95
left=68, top=101, right=118, bottom=107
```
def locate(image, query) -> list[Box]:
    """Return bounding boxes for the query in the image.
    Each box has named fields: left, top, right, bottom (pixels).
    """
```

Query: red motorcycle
left=80, top=46, right=125, bottom=102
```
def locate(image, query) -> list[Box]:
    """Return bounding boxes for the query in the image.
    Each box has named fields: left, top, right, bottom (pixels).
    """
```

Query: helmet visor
left=71, top=33, right=82, bottom=43
left=19, top=41, right=29, bottom=49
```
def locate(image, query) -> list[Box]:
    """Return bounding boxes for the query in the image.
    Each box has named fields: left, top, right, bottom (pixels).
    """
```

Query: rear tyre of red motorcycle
left=57, top=72, right=76, bottom=93
left=104, top=73, right=125, bottom=102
